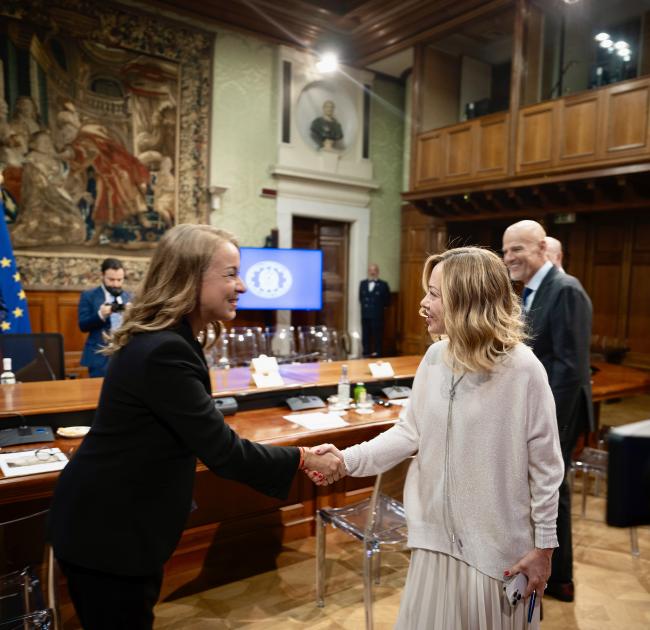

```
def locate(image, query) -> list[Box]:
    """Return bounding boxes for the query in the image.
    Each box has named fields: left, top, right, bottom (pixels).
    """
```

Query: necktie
left=522, top=287, right=533, bottom=308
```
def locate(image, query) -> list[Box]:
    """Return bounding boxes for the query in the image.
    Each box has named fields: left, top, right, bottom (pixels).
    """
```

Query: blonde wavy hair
left=420, top=247, right=525, bottom=373
left=104, top=224, right=238, bottom=354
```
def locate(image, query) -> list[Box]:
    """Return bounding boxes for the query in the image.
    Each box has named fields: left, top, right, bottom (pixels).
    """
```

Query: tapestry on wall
left=0, top=0, right=213, bottom=289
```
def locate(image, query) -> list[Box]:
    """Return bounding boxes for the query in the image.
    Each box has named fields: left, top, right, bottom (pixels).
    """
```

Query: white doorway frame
left=277, top=196, right=370, bottom=337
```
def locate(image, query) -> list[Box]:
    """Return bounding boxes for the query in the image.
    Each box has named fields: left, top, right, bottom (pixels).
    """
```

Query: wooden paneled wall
left=395, top=210, right=650, bottom=368
left=26, top=291, right=85, bottom=352
left=26, top=291, right=86, bottom=377
left=397, top=205, right=447, bottom=355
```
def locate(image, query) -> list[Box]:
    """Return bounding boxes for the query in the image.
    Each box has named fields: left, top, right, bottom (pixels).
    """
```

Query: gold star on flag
left=17, top=290, right=25, bottom=300
left=12, top=307, right=23, bottom=318
left=13, top=272, right=20, bottom=281
left=1, top=321, right=10, bottom=331
left=0, top=257, right=10, bottom=268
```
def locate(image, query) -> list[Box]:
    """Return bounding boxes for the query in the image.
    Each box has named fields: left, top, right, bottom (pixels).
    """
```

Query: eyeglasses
left=34, top=448, right=59, bottom=462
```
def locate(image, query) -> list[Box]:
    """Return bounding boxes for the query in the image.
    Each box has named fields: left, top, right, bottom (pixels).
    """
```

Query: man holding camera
left=79, top=258, right=131, bottom=377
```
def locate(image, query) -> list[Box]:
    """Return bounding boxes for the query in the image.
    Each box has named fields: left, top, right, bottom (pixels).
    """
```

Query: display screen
left=237, top=247, right=323, bottom=310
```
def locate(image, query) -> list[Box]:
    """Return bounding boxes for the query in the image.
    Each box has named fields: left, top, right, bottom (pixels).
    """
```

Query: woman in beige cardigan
left=315, top=247, right=564, bottom=629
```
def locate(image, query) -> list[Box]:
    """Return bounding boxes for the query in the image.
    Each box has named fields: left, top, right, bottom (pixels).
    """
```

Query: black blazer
left=49, top=319, right=298, bottom=576
left=359, top=279, right=390, bottom=319
left=525, top=266, right=595, bottom=444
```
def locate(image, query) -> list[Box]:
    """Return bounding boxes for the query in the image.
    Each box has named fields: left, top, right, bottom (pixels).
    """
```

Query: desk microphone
left=38, top=347, right=57, bottom=381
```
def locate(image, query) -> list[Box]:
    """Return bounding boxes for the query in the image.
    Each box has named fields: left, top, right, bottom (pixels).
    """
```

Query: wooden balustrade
left=412, top=77, right=650, bottom=192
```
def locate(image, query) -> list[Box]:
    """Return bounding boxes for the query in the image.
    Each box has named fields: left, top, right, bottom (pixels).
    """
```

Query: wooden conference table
left=0, top=356, right=648, bottom=594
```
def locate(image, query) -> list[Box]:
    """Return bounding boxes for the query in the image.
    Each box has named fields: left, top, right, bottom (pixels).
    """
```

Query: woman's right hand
left=303, top=445, right=346, bottom=485
left=504, top=547, right=553, bottom=598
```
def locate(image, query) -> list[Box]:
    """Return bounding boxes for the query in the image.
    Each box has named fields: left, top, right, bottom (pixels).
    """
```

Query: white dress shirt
left=523, top=261, right=553, bottom=312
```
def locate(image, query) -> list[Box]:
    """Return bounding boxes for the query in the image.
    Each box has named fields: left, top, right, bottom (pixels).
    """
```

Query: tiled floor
left=153, top=395, right=650, bottom=629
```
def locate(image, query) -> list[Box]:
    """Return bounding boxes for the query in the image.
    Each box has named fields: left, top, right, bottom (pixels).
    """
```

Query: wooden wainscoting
left=26, top=290, right=87, bottom=377
left=397, top=205, right=447, bottom=356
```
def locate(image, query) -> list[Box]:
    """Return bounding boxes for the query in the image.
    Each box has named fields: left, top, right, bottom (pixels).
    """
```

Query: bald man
left=545, top=236, right=565, bottom=273
left=502, top=220, right=593, bottom=603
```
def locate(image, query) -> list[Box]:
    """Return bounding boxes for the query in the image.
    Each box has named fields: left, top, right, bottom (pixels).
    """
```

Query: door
left=291, top=216, right=349, bottom=331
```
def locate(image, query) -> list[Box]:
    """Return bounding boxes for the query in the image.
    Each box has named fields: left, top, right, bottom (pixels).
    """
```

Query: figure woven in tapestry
left=0, top=23, right=180, bottom=250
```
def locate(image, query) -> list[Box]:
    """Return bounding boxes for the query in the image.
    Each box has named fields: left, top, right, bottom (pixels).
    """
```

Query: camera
left=105, top=286, right=125, bottom=312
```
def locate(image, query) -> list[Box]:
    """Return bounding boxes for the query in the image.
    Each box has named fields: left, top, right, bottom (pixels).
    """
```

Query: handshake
left=300, top=444, right=345, bottom=486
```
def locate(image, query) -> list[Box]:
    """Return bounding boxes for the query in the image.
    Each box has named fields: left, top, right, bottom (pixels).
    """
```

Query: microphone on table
left=38, top=347, right=57, bottom=381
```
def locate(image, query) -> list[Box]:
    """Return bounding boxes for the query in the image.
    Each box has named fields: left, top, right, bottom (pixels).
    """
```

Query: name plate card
left=251, top=355, right=284, bottom=388
left=368, top=361, right=394, bottom=378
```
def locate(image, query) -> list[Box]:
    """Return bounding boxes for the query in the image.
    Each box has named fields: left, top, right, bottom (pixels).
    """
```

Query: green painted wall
left=368, top=78, right=405, bottom=290
left=209, top=29, right=406, bottom=288
left=209, top=28, right=278, bottom=247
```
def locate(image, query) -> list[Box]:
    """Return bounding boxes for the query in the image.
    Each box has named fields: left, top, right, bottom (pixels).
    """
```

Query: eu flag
left=0, top=189, right=31, bottom=333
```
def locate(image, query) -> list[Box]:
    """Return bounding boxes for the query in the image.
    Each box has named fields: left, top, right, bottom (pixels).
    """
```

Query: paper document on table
left=0, top=447, right=68, bottom=478
left=283, top=412, right=349, bottom=430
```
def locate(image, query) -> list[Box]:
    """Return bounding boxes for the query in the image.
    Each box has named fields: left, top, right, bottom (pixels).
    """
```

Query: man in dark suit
left=79, top=258, right=132, bottom=377
left=503, top=220, right=594, bottom=603
left=359, top=263, right=390, bottom=357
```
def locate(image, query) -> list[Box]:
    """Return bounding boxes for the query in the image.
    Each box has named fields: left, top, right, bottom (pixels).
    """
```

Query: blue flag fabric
left=0, top=192, right=31, bottom=333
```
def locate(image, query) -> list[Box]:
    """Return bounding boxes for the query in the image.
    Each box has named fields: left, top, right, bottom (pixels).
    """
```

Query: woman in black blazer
left=49, top=224, right=344, bottom=629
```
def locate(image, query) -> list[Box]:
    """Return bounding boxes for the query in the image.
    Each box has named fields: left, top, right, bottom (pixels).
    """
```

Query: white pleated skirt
left=394, top=549, right=540, bottom=630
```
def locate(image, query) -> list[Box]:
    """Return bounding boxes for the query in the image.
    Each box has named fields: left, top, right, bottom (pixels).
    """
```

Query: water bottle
left=1, top=358, right=16, bottom=384
left=337, top=364, right=350, bottom=403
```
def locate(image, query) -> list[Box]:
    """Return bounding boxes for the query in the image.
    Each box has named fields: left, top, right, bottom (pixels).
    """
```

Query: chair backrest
left=297, top=325, right=341, bottom=362
left=264, top=325, right=297, bottom=362
left=228, top=327, right=260, bottom=366
left=0, top=510, right=58, bottom=627
left=364, top=457, right=413, bottom=543
left=0, top=609, right=54, bottom=629
left=0, top=334, right=65, bottom=381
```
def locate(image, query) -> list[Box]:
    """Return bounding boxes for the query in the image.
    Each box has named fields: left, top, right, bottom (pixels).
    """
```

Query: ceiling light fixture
left=600, top=39, right=613, bottom=48
left=316, top=52, right=338, bottom=73
left=614, top=40, right=629, bottom=50
left=595, top=32, right=610, bottom=42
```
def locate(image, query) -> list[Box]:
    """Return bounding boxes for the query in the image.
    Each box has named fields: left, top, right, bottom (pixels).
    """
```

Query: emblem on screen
left=245, top=261, right=293, bottom=299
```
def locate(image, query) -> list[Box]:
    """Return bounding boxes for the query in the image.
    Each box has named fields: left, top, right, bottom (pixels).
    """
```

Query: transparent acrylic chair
left=228, top=327, right=260, bottom=366
left=316, top=458, right=412, bottom=630
left=0, top=610, right=54, bottom=629
left=264, top=326, right=297, bottom=363
left=0, top=510, right=59, bottom=629
left=570, top=444, right=640, bottom=556
left=297, top=325, right=340, bottom=362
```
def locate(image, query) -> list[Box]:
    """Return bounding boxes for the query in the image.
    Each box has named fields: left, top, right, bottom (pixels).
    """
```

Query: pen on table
left=527, top=589, right=537, bottom=623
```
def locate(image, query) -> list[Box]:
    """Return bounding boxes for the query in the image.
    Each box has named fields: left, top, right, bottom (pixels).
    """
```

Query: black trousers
left=549, top=400, right=587, bottom=585
left=361, top=317, right=384, bottom=357
left=58, top=558, right=163, bottom=630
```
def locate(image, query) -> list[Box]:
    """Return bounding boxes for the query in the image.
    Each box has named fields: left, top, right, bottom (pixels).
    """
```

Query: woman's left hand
left=503, top=547, right=553, bottom=598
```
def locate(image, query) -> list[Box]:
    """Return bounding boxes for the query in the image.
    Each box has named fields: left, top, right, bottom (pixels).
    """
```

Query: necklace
left=443, top=370, right=466, bottom=549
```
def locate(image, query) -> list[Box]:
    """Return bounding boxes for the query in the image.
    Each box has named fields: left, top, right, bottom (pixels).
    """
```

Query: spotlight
left=316, top=52, right=338, bottom=73
left=600, top=39, right=613, bottom=48
left=617, top=48, right=630, bottom=57
left=614, top=40, right=629, bottom=50
left=595, top=32, right=610, bottom=42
